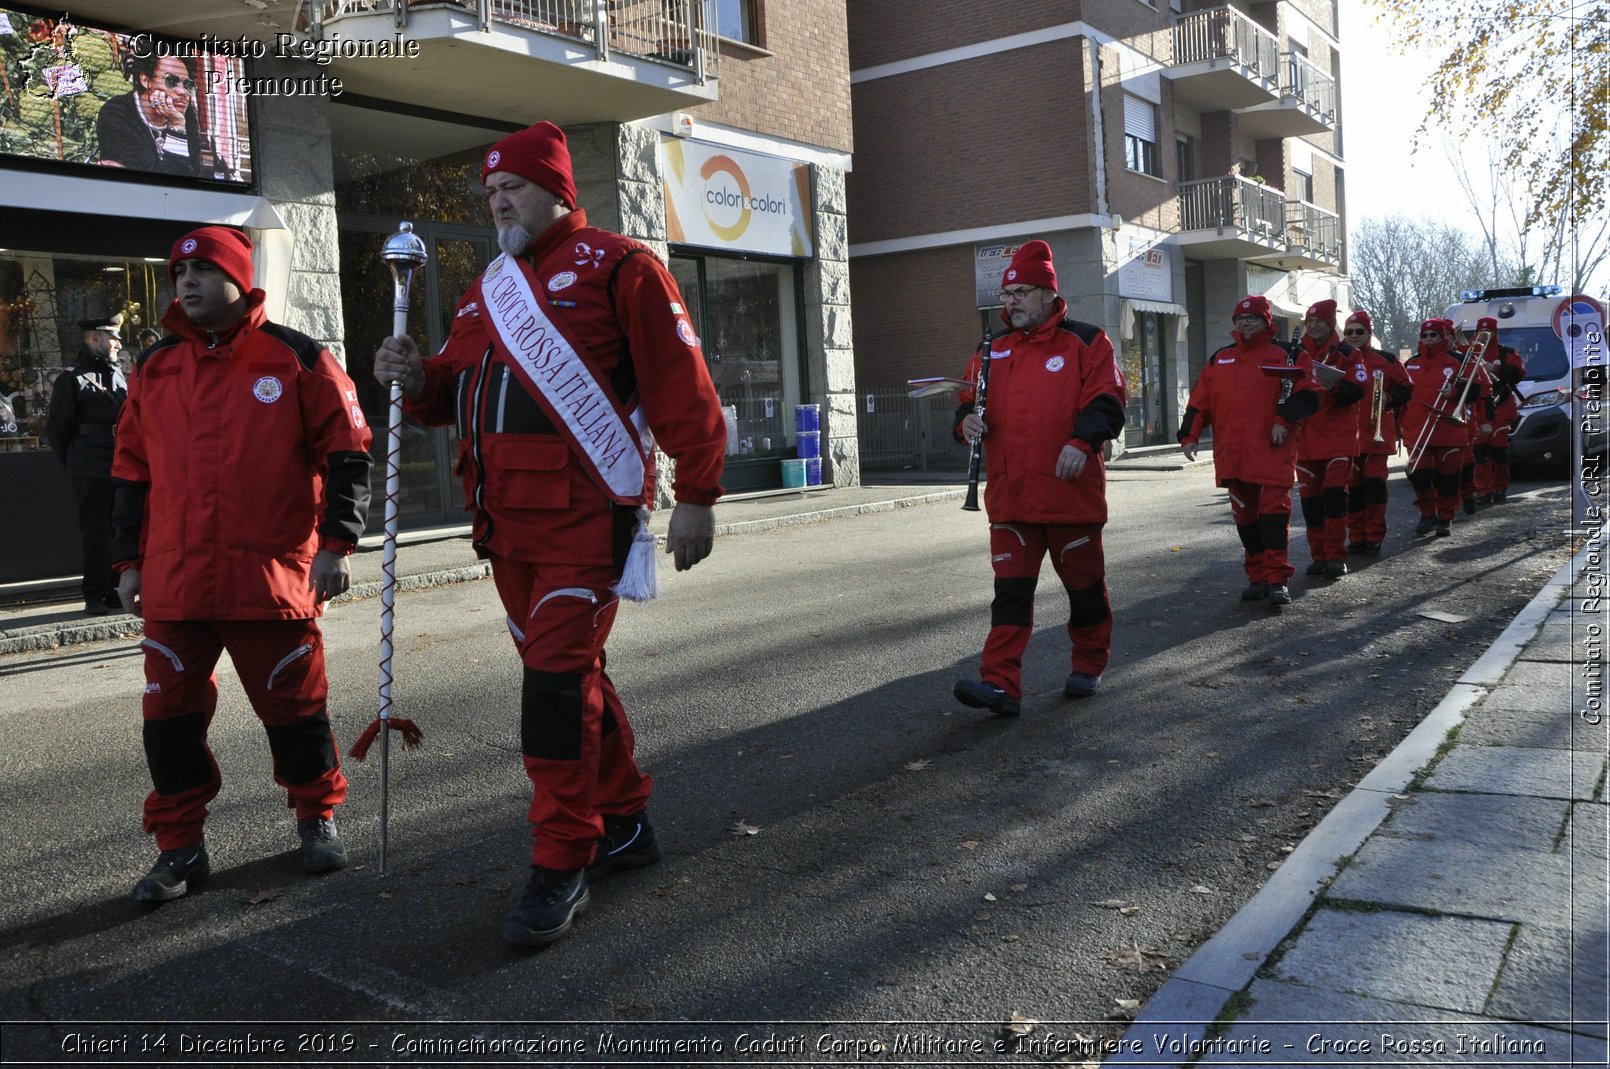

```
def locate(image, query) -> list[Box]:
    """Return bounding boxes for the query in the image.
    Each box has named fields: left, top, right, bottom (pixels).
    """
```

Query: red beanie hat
left=1476, top=315, right=1499, bottom=332
left=1002, top=240, right=1057, bottom=292
left=1345, top=309, right=1373, bottom=333
left=169, top=226, right=254, bottom=292
left=1419, top=317, right=1449, bottom=337
left=1305, top=298, right=1338, bottom=326
left=482, top=121, right=578, bottom=210
left=1233, top=294, right=1274, bottom=333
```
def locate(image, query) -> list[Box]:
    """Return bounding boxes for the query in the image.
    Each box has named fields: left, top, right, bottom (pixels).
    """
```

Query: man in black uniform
left=47, top=313, right=128, bottom=615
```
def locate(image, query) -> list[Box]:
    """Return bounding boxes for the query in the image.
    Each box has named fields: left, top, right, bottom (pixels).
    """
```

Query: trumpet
left=1370, top=368, right=1385, bottom=443
left=1406, top=330, right=1491, bottom=469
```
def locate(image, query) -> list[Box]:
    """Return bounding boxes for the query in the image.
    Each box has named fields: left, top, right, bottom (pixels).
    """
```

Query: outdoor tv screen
left=0, top=7, right=253, bottom=185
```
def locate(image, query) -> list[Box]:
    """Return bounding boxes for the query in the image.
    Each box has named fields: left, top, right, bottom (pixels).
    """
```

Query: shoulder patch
left=259, top=322, right=327, bottom=373
left=1056, top=317, right=1105, bottom=347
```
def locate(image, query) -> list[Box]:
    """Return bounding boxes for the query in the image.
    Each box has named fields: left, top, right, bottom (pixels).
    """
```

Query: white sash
left=476, top=253, right=652, bottom=503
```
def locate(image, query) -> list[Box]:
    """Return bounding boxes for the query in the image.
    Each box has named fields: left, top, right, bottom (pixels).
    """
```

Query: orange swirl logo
left=700, top=154, right=751, bottom=241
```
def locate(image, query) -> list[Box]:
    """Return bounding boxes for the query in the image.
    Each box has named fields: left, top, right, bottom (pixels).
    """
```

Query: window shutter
left=1123, top=95, right=1157, bottom=141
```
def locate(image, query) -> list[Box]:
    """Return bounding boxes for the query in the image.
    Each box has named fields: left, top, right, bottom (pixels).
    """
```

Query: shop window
left=669, top=252, right=802, bottom=489
left=0, top=251, right=169, bottom=454
left=1123, top=94, right=1160, bottom=178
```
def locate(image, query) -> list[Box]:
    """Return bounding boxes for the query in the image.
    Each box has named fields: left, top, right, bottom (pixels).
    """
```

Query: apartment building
left=847, top=0, right=1348, bottom=460
left=0, top=0, right=854, bottom=588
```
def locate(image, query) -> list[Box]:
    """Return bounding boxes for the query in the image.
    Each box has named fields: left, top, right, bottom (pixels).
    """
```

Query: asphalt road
left=0, top=463, right=1575, bottom=1065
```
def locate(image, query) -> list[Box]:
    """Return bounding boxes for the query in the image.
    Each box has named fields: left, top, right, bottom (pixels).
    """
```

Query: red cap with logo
left=1001, top=240, right=1058, bottom=292
left=1233, top=294, right=1274, bottom=333
left=1345, top=309, right=1373, bottom=333
left=169, top=226, right=254, bottom=293
left=481, top=120, right=578, bottom=210
left=1305, top=299, right=1338, bottom=327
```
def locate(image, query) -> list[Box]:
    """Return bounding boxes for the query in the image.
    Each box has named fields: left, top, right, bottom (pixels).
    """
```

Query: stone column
left=247, top=57, right=343, bottom=363
left=803, top=165, right=857, bottom=486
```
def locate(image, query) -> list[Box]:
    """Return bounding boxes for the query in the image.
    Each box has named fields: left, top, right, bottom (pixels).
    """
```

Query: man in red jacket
left=1402, top=318, right=1491, bottom=537
left=373, top=121, right=726, bottom=946
left=112, top=226, right=373, bottom=903
left=1178, top=296, right=1319, bottom=607
left=1292, top=299, right=1367, bottom=578
left=1469, top=316, right=1526, bottom=505
left=1342, top=310, right=1412, bottom=555
left=949, top=240, right=1126, bottom=716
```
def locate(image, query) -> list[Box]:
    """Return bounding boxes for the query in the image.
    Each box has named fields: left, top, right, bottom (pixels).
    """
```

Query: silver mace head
left=382, top=221, right=429, bottom=302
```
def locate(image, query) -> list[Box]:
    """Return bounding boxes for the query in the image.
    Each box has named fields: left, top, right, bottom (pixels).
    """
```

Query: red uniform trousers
left=139, top=618, right=347, bottom=852
left=1408, top=445, right=1464, bottom=521
left=981, top=522, right=1111, bottom=699
left=1459, top=443, right=1478, bottom=506
left=1347, top=452, right=1391, bottom=545
left=1473, top=423, right=1513, bottom=497
left=491, top=554, right=652, bottom=871
left=1224, top=480, right=1295, bottom=584
left=1296, top=455, right=1354, bottom=562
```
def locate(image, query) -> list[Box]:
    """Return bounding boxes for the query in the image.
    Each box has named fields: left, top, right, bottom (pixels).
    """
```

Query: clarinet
left=961, top=328, right=991, bottom=512
left=1279, top=323, right=1303, bottom=407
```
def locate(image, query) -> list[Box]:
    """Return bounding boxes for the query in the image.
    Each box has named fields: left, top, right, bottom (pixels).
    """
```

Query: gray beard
left=497, top=223, right=533, bottom=257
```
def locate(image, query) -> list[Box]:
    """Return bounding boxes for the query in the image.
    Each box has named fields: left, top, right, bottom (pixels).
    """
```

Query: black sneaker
left=84, top=601, right=112, bottom=616
left=953, top=678, right=1021, bottom=717
left=1356, top=542, right=1382, bottom=557
left=503, top=866, right=588, bottom=946
left=1325, top=559, right=1348, bottom=578
left=1305, top=559, right=1327, bottom=576
left=1435, top=521, right=1452, bottom=538
left=1240, top=582, right=1269, bottom=602
left=587, top=811, right=662, bottom=881
left=1493, top=491, right=1507, bottom=504
left=1414, top=516, right=1437, bottom=536
left=1063, top=672, right=1100, bottom=699
left=297, top=816, right=348, bottom=873
left=1463, top=497, right=1478, bottom=515
left=132, top=843, right=210, bottom=902
left=1267, top=585, right=1291, bottom=607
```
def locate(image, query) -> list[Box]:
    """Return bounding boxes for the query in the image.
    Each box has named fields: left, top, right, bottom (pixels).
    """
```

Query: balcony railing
left=1171, top=6, right=1279, bottom=85
left=298, top=0, right=718, bottom=76
left=1286, top=200, right=1341, bottom=262
left=1280, top=50, right=1336, bottom=125
left=1179, top=174, right=1286, bottom=236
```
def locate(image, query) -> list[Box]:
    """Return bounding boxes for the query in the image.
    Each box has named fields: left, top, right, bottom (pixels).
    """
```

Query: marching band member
left=1179, top=296, right=1319, bottom=608
left=374, top=121, right=726, bottom=946
left=950, top=241, right=1126, bottom=716
left=1292, top=300, right=1368, bottom=578
left=1342, top=310, right=1411, bottom=556
left=1470, top=316, right=1526, bottom=505
left=1401, top=319, right=1491, bottom=537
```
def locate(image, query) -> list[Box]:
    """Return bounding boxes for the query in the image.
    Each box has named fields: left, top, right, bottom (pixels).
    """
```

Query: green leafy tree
left=1363, top=2, right=1607, bottom=279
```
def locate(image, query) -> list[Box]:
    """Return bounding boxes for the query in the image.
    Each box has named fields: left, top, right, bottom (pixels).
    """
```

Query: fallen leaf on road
left=1011, top=883, right=1028, bottom=892
left=1417, top=610, right=1469, bottom=623
left=245, top=887, right=286, bottom=905
left=1114, top=998, right=1141, bottom=1012
left=1002, top=933, right=1019, bottom=942
left=1090, top=898, right=1131, bottom=909
left=983, top=892, right=997, bottom=902
left=959, top=839, right=981, bottom=850
left=730, top=820, right=761, bottom=836
left=1188, top=884, right=1213, bottom=894
left=1265, top=860, right=1282, bottom=870
left=1001, top=1012, right=1039, bottom=1038
left=1106, top=943, right=1170, bottom=972
left=1119, top=905, right=1141, bottom=915
left=904, top=759, right=931, bottom=772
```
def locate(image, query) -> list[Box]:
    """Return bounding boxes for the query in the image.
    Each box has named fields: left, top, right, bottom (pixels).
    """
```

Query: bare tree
left=1445, top=134, right=1610, bottom=293
left=1349, top=216, right=1506, bottom=353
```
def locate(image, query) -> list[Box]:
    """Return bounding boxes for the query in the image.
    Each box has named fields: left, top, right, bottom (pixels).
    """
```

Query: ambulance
left=1441, top=285, right=1600, bottom=469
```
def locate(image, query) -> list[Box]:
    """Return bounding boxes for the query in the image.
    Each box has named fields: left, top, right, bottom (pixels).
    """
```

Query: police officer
left=47, top=313, right=128, bottom=615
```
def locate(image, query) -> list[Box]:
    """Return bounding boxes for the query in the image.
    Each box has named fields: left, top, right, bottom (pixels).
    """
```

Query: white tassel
left=613, top=506, right=659, bottom=602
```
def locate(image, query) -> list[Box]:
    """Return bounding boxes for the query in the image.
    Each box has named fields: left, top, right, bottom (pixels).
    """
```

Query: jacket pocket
left=485, top=434, right=570, bottom=510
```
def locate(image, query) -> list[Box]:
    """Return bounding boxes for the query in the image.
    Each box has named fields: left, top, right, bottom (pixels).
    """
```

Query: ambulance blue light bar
left=1458, top=286, right=1563, bottom=301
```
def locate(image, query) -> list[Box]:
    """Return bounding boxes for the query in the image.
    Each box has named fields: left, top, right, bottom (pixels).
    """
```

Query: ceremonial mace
left=349, top=221, right=429, bottom=874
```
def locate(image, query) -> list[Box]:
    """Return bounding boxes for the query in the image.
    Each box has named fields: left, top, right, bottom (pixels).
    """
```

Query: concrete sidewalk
left=1108, top=534, right=1609, bottom=1067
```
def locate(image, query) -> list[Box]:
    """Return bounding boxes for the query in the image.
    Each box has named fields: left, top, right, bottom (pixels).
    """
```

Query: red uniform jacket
left=407, top=209, right=726, bottom=565
left=1485, top=344, right=1527, bottom=428
left=1353, top=347, right=1413, bottom=456
left=1178, top=328, right=1319, bottom=487
left=110, top=294, right=373, bottom=620
left=953, top=299, right=1126, bottom=524
left=1294, top=335, right=1367, bottom=460
left=1402, top=343, right=1492, bottom=451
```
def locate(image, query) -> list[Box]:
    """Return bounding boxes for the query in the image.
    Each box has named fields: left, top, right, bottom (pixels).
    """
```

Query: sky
left=1337, top=4, right=1464, bottom=229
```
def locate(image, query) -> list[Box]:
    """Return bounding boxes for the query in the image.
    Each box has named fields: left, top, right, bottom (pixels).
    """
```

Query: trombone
left=1406, top=330, right=1491, bottom=470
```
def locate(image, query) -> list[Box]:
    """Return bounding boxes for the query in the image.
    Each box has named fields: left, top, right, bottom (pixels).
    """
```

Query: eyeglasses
left=162, top=74, right=196, bottom=91
left=1342, top=327, right=1368, bottom=335
left=997, top=287, right=1039, bottom=303
left=1419, top=332, right=1443, bottom=339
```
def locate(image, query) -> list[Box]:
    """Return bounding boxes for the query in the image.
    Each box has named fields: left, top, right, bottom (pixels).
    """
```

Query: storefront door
left=1119, top=311, right=1170, bottom=446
